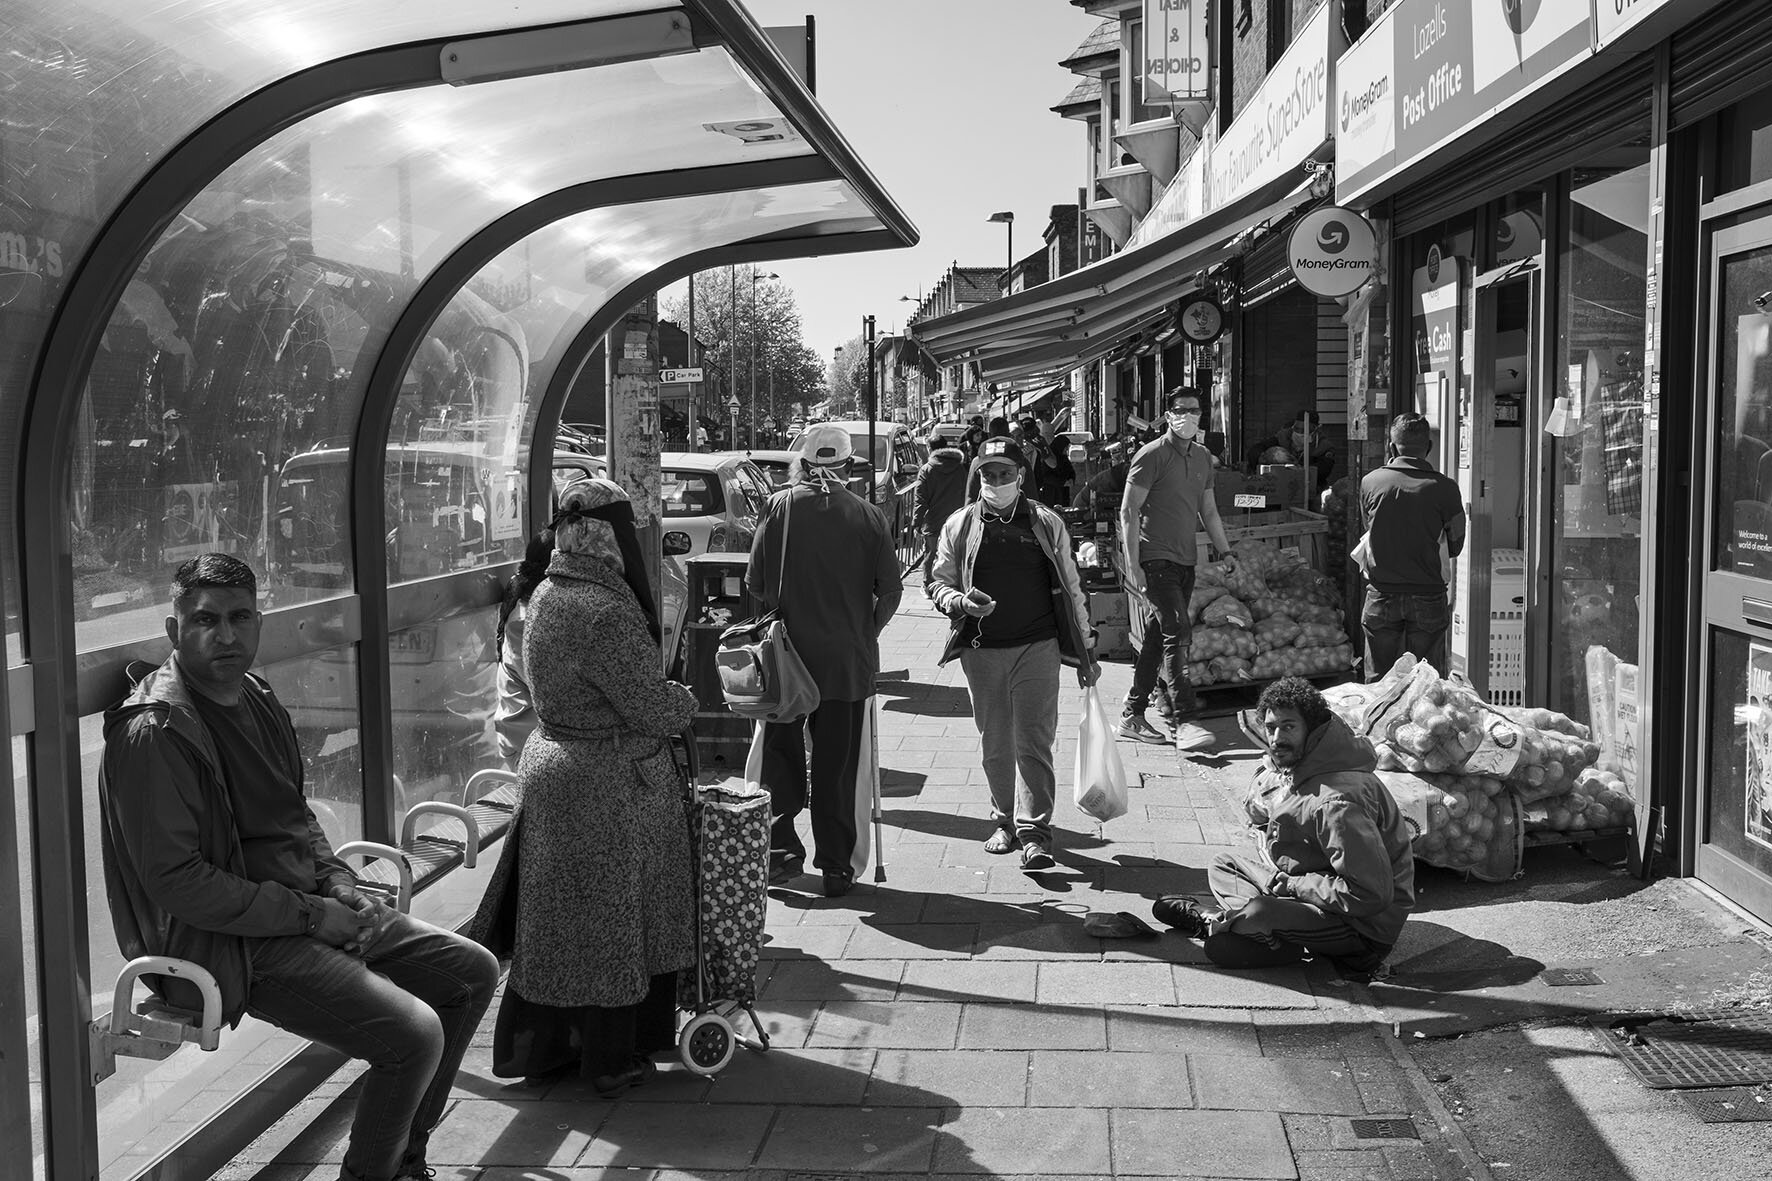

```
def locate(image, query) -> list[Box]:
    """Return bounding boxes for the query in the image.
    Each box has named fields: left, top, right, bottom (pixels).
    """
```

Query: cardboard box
left=1090, top=590, right=1130, bottom=627
left=1213, top=469, right=1308, bottom=512
left=1095, top=619, right=1135, bottom=661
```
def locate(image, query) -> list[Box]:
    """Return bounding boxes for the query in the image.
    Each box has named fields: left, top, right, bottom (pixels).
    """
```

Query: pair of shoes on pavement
left=1151, top=894, right=1214, bottom=938
left=1119, top=709, right=1216, bottom=754
left=984, top=827, right=1054, bottom=871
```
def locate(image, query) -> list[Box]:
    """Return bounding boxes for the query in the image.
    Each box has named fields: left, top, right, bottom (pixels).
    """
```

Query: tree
left=661, top=266, right=826, bottom=438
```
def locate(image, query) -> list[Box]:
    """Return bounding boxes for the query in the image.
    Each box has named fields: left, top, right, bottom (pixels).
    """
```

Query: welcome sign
left=1337, top=0, right=1595, bottom=203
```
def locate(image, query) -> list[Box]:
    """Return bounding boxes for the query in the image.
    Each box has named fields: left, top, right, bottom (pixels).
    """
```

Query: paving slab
left=974, top=920, right=1109, bottom=960
left=1029, top=1048, right=1193, bottom=1108
left=958, top=1004, right=1107, bottom=1050
left=760, top=959, right=901, bottom=1002
left=931, top=1106, right=1113, bottom=1174
left=755, top=1105, right=943, bottom=1173
left=1173, top=964, right=1319, bottom=1010
left=1036, top=961, right=1179, bottom=1006
left=575, top=1103, right=774, bottom=1170
left=699, top=1046, right=876, bottom=1106
left=810, top=1001, right=964, bottom=1049
left=1104, top=1006, right=1261, bottom=1055
left=1111, top=1109, right=1297, bottom=1178
left=1188, top=1053, right=1367, bottom=1115
left=846, top=922, right=979, bottom=960
left=866, top=1049, right=1031, bottom=1107
left=423, top=1099, right=607, bottom=1167
left=898, top=960, right=1039, bottom=1004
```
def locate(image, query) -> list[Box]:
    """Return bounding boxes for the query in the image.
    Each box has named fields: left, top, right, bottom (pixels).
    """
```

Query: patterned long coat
left=469, top=550, right=697, bottom=1008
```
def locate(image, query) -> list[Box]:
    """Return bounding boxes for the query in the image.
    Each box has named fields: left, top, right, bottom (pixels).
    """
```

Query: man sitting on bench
left=99, top=553, right=499, bottom=1181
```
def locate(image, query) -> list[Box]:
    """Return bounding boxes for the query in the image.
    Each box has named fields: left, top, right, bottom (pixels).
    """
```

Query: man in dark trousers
left=1119, top=387, right=1234, bottom=754
left=913, top=429, right=969, bottom=582
left=1150, top=678, right=1414, bottom=975
left=749, top=424, right=903, bottom=897
left=99, top=554, right=499, bottom=1181
left=1358, top=412, right=1466, bottom=677
left=1019, top=415, right=1075, bottom=506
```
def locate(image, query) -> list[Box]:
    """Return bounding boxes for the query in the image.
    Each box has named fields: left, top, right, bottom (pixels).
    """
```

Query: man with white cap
left=747, top=424, right=902, bottom=897
left=927, top=437, right=1098, bottom=871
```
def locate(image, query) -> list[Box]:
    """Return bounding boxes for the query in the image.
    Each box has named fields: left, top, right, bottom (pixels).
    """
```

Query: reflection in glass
left=1707, top=632, right=1772, bottom=886
left=257, top=646, right=366, bottom=847
left=389, top=607, right=499, bottom=816
left=1717, top=242, right=1772, bottom=580
left=1550, top=160, right=1649, bottom=730
left=8, top=737, right=44, bottom=1177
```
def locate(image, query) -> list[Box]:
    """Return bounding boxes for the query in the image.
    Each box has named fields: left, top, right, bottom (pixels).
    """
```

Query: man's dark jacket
left=99, top=655, right=355, bottom=1024
left=913, top=445, right=968, bottom=536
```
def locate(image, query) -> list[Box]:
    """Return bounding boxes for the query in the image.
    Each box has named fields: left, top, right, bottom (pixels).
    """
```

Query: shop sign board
left=1412, top=247, right=1461, bottom=425
left=1337, top=0, right=1595, bottom=202
left=1126, top=140, right=1205, bottom=251
left=1206, top=3, right=1339, bottom=213
left=1288, top=206, right=1379, bottom=298
left=1143, top=0, right=1211, bottom=104
left=1334, top=17, right=1398, bottom=202
left=1593, top=0, right=1678, bottom=50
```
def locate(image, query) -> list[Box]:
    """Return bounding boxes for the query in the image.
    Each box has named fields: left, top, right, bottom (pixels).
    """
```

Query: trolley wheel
left=679, top=1011, right=737, bottom=1076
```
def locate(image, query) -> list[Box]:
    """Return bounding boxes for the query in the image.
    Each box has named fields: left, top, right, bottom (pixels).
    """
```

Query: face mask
left=980, top=479, right=1020, bottom=510
left=1168, top=412, right=1200, bottom=439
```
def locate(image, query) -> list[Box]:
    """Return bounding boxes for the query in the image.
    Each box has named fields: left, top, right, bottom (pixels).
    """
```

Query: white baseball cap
left=792, top=423, right=854, bottom=466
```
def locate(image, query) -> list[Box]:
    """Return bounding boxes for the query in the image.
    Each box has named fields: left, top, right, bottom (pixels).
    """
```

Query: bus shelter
left=0, top=2, right=915, bottom=1175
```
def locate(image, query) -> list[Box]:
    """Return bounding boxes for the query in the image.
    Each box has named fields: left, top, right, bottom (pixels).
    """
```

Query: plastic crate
left=1489, top=616, right=1526, bottom=707
left=1492, top=548, right=1526, bottom=619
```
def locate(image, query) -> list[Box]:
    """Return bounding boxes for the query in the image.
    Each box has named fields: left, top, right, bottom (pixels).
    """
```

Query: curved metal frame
left=10, top=7, right=914, bottom=1173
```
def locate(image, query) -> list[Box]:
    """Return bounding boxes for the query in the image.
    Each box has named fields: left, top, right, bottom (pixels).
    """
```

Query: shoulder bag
left=715, top=494, right=822, bottom=723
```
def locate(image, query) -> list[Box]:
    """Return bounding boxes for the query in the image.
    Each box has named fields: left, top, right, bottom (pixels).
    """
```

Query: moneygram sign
left=1288, top=207, right=1378, bottom=298
left=1207, top=3, right=1340, bottom=212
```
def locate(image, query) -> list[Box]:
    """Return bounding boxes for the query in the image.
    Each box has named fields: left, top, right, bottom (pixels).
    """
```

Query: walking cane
left=870, top=693, right=887, bottom=883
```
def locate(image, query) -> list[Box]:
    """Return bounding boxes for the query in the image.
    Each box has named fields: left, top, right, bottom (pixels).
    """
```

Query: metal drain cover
left=1594, top=1010, right=1772, bottom=1089
left=1542, top=967, right=1603, bottom=987
left=1681, top=1087, right=1772, bottom=1123
left=1350, top=1117, right=1419, bottom=1140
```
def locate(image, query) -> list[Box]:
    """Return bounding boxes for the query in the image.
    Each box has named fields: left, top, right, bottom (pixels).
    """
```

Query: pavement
left=228, top=582, right=1772, bottom=1180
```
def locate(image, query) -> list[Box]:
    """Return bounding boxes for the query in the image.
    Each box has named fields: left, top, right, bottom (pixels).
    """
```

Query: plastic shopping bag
left=1072, top=686, right=1129, bottom=823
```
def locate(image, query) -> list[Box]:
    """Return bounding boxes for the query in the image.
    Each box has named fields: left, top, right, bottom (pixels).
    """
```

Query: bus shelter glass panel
left=1549, top=154, right=1650, bottom=753
left=391, top=606, right=501, bottom=817
left=80, top=44, right=807, bottom=647
left=82, top=644, right=359, bottom=1173
left=0, top=0, right=663, bottom=658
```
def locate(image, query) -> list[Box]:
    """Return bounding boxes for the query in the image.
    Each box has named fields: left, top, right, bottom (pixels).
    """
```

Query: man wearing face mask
left=928, top=438, right=1099, bottom=872
left=1119, top=388, right=1234, bottom=753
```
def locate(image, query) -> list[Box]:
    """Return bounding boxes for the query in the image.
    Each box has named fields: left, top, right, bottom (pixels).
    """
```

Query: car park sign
left=659, top=367, right=704, bottom=384
left=1288, top=206, right=1378, bottom=298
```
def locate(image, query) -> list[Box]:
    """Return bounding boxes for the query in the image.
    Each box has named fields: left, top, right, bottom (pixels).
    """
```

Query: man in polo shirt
left=1358, top=412, right=1466, bottom=677
left=1119, top=388, right=1234, bottom=753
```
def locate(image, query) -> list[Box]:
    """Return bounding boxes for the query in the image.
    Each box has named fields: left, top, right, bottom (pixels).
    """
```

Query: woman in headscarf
left=493, top=528, right=553, bottom=767
left=469, top=478, right=698, bottom=1095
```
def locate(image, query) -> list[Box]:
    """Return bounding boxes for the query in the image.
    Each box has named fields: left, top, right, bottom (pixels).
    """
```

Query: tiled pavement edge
left=226, top=582, right=1487, bottom=1181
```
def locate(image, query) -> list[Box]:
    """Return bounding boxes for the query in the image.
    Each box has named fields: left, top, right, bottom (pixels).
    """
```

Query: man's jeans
left=1205, top=854, right=1389, bottom=971
left=246, top=911, right=500, bottom=1181
left=1361, top=587, right=1450, bottom=678
left=921, top=529, right=941, bottom=585
left=959, top=638, right=1060, bottom=848
left=1128, top=559, right=1198, bottom=718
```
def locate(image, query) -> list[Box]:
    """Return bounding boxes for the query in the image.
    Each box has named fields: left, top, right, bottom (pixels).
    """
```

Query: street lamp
left=833, top=345, right=844, bottom=416
left=987, top=211, right=1015, bottom=277
left=750, top=270, right=778, bottom=444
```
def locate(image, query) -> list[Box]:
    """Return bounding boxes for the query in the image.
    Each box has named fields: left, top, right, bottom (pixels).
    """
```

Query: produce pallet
left=1524, top=824, right=1632, bottom=848
left=1190, top=668, right=1359, bottom=718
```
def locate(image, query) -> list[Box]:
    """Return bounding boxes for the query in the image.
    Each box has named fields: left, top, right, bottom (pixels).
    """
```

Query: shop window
left=1719, top=88, right=1772, bottom=195
left=1551, top=156, right=1651, bottom=728
left=1485, top=190, right=1547, bottom=272
left=1124, top=20, right=1167, bottom=126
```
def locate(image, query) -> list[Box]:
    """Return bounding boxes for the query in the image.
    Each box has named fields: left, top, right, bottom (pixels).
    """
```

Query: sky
left=660, top=0, right=1104, bottom=361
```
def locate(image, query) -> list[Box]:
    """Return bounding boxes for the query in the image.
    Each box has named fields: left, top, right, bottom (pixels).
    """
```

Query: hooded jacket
left=913, top=445, right=969, bottom=535
left=1244, top=714, right=1415, bottom=946
left=926, top=495, right=1093, bottom=675
left=99, top=655, right=355, bottom=1024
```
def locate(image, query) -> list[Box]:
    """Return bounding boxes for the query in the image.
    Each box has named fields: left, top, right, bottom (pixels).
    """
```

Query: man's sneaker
left=1020, top=842, right=1055, bottom=871
left=1173, top=721, right=1216, bottom=753
left=1150, top=895, right=1209, bottom=938
left=1118, top=711, right=1171, bottom=745
left=984, top=828, right=1020, bottom=855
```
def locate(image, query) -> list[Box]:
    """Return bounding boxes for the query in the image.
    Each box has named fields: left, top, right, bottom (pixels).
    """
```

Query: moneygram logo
left=1340, top=75, right=1389, bottom=133
left=1317, top=220, right=1351, bottom=254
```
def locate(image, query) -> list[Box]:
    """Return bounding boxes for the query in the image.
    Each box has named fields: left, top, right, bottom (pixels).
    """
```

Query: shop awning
left=913, top=171, right=1312, bottom=383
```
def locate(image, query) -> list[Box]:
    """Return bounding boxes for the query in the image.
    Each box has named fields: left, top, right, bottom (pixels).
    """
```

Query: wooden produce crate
left=1197, top=506, right=1328, bottom=569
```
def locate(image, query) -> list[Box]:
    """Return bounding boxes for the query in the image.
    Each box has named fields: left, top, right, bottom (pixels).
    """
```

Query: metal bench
left=90, top=957, right=223, bottom=1084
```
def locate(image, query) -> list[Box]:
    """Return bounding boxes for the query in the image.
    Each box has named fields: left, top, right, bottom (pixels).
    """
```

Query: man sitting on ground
left=1151, top=677, right=1414, bottom=973
left=100, top=554, right=500, bottom=1181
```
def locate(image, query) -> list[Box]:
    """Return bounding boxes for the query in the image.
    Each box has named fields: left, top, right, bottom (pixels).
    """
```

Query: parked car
left=733, top=448, right=799, bottom=489
left=659, top=451, right=773, bottom=568
left=786, top=420, right=924, bottom=559
left=928, top=422, right=970, bottom=450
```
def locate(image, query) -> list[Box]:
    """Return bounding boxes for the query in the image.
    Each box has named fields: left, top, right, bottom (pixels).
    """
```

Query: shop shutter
left=1392, top=58, right=1655, bottom=238
left=1669, top=2, right=1772, bottom=130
